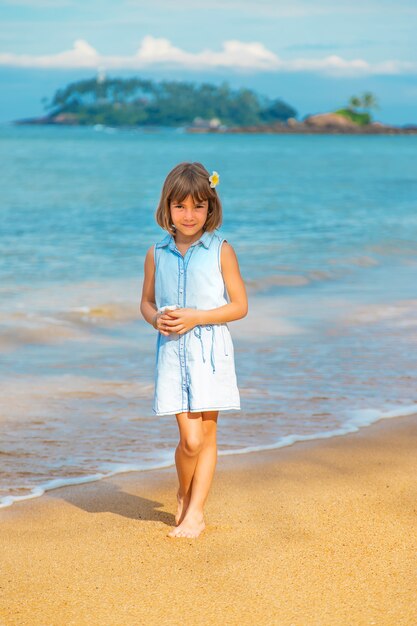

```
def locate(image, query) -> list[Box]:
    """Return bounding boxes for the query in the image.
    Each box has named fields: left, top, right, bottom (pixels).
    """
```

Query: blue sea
left=1, top=123, right=417, bottom=509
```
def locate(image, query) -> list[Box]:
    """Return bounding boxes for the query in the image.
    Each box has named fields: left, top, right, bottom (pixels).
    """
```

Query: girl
left=140, top=162, right=248, bottom=539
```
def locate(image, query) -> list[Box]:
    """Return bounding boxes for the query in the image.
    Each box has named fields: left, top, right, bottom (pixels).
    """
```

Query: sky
left=0, top=0, right=416, bottom=125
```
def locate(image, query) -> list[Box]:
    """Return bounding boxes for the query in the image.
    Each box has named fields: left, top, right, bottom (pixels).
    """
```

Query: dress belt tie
left=193, top=324, right=229, bottom=373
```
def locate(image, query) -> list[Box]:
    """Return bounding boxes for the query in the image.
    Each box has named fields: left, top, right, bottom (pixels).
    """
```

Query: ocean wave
left=341, top=298, right=417, bottom=326
left=329, top=255, right=379, bottom=268
left=0, top=376, right=154, bottom=416
left=0, top=302, right=141, bottom=352
left=64, top=303, right=140, bottom=323
left=246, top=267, right=345, bottom=294
left=1, top=403, right=416, bottom=510
left=0, top=321, right=85, bottom=352
left=246, top=274, right=310, bottom=292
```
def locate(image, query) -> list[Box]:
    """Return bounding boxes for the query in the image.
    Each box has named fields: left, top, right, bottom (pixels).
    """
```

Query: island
left=13, top=75, right=417, bottom=135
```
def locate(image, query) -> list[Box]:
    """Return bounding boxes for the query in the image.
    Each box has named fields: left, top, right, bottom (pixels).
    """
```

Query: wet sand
left=1, top=414, right=416, bottom=625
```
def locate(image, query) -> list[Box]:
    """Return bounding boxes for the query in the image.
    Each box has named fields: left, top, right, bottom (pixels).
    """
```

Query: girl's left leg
left=168, top=410, right=218, bottom=539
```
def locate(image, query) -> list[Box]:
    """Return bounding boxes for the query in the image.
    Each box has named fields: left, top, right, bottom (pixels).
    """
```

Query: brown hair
left=155, top=162, right=223, bottom=235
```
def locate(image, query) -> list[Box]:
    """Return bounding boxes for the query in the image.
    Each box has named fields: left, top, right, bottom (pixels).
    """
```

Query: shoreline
left=9, top=119, right=417, bottom=134
left=2, top=404, right=416, bottom=511
left=187, top=124, right=417, bottom=135
left=1, top=412, right=416, bottom=624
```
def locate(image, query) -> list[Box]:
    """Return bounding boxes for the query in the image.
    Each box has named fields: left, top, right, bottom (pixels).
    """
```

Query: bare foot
left=175, top=489, right=191, bottom=526
left=168, top=511, right=206, bottom=539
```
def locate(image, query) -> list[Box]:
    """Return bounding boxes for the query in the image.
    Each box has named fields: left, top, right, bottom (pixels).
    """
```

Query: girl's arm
left=150, top=242, right=248, bottom=335
left=139, top=246, right=170, bottom=335
left=165, top=243, right=248, bottom=332
left=197, top=241, right=248, bottom=325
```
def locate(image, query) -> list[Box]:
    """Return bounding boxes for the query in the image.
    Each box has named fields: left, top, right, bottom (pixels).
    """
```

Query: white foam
left=1, top=404, right=416, bottom=510
left=0, top=455, right=174, bottom=509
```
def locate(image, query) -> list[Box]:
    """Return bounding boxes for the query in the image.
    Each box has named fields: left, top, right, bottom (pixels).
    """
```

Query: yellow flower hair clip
left=208, top=170, right=220, bottom=188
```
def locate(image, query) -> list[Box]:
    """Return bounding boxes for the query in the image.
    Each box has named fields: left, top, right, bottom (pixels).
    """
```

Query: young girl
left=140, top=161, right=248, bottom=539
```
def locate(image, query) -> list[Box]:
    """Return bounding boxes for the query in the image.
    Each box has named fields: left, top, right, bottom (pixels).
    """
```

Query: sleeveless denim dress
left=152, top=229, right=241, bottom=415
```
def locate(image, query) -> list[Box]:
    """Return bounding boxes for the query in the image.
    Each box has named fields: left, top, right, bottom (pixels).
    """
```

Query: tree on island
left=335, top=92, right=379, bottom=126
left=39, top=75, right=297, bottom=128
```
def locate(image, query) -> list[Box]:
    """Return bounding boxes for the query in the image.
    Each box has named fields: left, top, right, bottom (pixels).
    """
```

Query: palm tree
left=348, top=93, right=379, bottom=113
left=348, top=95, right=362, bottom=111
left=361, top=91, right=379, bottom=114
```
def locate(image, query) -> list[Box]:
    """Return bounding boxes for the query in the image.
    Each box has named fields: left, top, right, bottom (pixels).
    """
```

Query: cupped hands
left=154, top=308, right=201, bottom=335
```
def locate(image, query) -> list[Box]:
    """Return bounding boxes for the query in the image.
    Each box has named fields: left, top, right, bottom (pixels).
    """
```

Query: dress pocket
left=220, top=324, right=231, bottom=357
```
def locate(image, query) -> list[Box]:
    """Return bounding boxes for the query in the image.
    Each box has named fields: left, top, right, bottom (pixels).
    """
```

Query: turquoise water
left=1, top=124, right=417, bottom=508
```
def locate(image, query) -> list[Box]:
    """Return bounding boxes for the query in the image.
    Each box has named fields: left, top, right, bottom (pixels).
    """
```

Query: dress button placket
left=178, top=255, right=187, bottom=408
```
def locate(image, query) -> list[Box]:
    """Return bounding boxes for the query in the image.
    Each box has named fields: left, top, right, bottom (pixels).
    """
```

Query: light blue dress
left=152, top=229, right=241, bottom=415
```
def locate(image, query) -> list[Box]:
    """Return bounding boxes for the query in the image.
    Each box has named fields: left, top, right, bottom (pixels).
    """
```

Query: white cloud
left=0, top=39, right=99, bottom=68
left=0, top=36, right=416, bottom=76
left=134, top=37, right=279, bottom=70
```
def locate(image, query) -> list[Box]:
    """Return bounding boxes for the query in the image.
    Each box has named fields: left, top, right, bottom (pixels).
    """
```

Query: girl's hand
left=153, top=311, right=173, bottom=336
left=158, top=308, right=201, bottom=335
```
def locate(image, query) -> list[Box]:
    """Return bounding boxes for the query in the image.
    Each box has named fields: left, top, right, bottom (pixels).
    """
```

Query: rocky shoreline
left=187, top=124, right=417, bottom=135
left=13, top=111, right=417, bottom=135
left=187, top=113, right=417, bottom=135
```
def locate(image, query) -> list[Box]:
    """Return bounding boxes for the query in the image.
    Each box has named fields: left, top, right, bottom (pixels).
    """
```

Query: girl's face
left=170, top=194, right=209, bottom=237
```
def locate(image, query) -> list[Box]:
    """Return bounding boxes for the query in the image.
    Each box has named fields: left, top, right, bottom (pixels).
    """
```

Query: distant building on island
left=189, top=117, right=227, bottom=131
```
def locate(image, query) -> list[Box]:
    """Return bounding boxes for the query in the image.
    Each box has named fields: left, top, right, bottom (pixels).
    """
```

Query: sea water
left=1, top=124, right=416, bottom=508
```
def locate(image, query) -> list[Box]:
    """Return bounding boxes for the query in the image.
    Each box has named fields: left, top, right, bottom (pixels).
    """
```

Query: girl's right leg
left=173, top=411, right=204, bottom=526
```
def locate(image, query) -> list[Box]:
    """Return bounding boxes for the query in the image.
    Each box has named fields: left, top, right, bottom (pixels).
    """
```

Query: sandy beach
left=1, top=413, right=416, bottom=625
